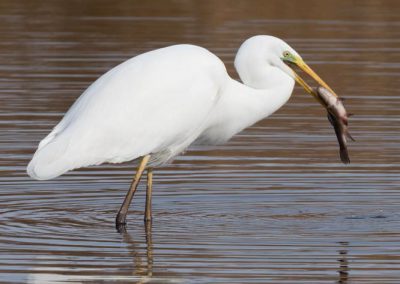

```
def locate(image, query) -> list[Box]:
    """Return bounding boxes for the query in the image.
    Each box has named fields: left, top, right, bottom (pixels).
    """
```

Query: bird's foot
left=115, top=213, right=127, bottom=233
left=116, top=223, right=127, bottom=233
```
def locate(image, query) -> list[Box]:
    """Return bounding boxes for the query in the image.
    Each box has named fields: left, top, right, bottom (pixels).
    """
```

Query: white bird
left=27, top=35, right=337, bottom=228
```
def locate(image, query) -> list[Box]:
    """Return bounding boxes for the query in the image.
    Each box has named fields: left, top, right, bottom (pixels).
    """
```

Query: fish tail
left=340, top=147, right=351, bottom=164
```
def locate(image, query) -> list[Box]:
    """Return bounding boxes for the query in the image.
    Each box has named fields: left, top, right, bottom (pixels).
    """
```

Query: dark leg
left=116, top=155, right=150, bottom=229
left=144, top=168, right=153, bottom=222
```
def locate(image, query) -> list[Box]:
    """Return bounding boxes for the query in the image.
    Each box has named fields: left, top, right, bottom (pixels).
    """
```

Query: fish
left=316, top=86, right=354, bottom=164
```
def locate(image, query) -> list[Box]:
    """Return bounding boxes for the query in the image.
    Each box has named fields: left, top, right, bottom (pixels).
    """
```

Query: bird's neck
left=198, top=60, right=295, bottom=145
left=226, top=57, right=295, bottom=131
left=226, top=74, right=294, bottom=126
left=202, top=74, right=294, bottom=145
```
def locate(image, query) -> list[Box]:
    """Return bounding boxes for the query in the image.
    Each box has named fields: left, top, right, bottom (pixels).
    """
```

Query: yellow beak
left=289, top=57, right=338, bottom=106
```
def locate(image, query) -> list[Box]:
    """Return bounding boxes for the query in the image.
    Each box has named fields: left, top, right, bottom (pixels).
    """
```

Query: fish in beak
left=316, top=87, right=354, bottom=164
left=282, top=53, right=354, bottom=164
left=282, top=53, right=338, bottom=105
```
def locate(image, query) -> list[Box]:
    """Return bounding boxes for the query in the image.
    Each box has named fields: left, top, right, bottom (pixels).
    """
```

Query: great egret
left=27, top=35, right=337, bottom=228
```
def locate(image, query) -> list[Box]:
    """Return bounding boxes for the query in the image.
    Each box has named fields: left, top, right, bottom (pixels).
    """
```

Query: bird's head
left=235, top=35, right=338, bottom=103
left=279, top=42, right=338, bottom=103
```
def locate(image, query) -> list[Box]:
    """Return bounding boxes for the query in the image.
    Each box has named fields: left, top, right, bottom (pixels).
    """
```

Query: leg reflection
left=120, top=223, right=154, bottom=281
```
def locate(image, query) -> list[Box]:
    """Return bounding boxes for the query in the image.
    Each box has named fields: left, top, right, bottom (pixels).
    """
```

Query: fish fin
left=347, top=131, right=356, bottom=142
left=340, top=147, right=351, bottom=164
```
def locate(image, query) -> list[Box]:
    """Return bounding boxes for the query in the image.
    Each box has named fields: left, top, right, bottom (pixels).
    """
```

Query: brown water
left=1, top=0, right=400, bottom=283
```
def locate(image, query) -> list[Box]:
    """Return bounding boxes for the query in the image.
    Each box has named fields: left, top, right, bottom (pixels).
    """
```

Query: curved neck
left=204, top=75, right=294, bottom=145
left=224, top=75, right=294, bottom=126
left=228, top=45, right=295, bottom=129
left=199, top=48, right=296, bottom=145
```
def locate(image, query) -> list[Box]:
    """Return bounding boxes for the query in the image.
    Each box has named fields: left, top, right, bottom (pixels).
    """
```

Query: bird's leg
left=144, top=218, right=153, bottom=276
left=144, top=168, right=153, bottom=222
left=116, top=155, right=150, bottom=229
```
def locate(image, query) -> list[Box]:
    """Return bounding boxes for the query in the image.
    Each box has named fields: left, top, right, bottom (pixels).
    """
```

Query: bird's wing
left=28, top=45, right=227, bottom=180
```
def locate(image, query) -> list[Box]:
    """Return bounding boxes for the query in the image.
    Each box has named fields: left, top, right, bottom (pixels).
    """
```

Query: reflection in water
left=27, top=224, right=159, bottom=284
left=121, top=222, right=154, bottom=282
left=337, top=242, right=349, bottom=284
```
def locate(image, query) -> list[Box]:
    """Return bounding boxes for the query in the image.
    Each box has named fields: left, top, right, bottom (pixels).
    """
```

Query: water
left=1, top=0, right=400, bottom=283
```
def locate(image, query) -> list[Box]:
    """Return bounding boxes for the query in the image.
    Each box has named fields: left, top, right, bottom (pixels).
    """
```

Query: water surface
left=0, top=0, right=400, bottom=283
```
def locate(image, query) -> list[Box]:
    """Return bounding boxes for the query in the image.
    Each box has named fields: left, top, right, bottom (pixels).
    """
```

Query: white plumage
left=28, top=35, right=301, bottom=180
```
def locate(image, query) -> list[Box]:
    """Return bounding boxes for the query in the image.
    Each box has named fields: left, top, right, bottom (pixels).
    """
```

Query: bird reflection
left=119, top=221, right=154, bottom=282
left=337, top=241, right=349, bottom=284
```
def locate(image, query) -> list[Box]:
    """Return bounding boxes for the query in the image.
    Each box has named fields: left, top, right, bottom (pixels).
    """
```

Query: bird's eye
left=283, top=51, right=291, bottom=57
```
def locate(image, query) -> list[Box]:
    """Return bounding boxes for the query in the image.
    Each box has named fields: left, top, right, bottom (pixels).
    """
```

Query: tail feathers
left=27, top=137, right=71, bottom=180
